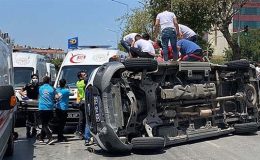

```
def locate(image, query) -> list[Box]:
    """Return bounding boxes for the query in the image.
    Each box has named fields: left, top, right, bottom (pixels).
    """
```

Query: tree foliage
left=149, top=0, right=214, bottom=36
left=50, top=58, right=63, bottom=71
left=123, top=8, right=153, bottom=36
left=225, top=29, right=260, bottom=62
left=210, top=0, right=249, bottom=60
left=121, top=0, right=249, bottom=60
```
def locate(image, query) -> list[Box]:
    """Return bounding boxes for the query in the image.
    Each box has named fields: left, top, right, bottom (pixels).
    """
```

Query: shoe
left=39, top=139, right=44, bottom=143
left=84, top=139, right=94, bottom=146
left=26, top=132, right=32, bottom=138
left=31, top=128, right=37, bottom=137
left=74, top=132, right=84, bottom=140
left=46, top=138, right=55, bottom=145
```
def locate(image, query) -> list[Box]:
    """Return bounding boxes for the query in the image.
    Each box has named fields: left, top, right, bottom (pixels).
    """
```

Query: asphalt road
left=3, top=127, right=260, bottom=160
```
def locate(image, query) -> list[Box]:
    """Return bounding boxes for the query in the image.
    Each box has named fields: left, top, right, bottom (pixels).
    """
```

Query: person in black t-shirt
left=19, top=74, right=40, bottom=138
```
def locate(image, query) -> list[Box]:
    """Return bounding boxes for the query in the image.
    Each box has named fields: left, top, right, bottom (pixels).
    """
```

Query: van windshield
left=59, top=65, right=99, bottom=88
left=14, top=67, right=34, bottom=88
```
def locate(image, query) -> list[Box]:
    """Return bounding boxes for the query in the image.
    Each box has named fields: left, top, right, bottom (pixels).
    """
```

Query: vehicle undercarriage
left=87, top=59, right=260, bottom=153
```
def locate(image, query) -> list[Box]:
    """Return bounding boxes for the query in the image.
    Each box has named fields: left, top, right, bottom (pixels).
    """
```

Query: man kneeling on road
left=130, top=34, right=160, bottom=58
left=177, top=39, right=203, bottom=62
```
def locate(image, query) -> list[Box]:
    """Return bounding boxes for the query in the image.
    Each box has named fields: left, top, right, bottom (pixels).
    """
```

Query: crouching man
left=130, top=34, right=160, bottom=59
left=177, top=39, right=203, bottom=61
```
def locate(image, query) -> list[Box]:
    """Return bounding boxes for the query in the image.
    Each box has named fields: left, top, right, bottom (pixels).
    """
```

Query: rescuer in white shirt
left=154, top=4, right=181, bottom=61
left=179, top=24, right=198, bottom=43
left=130, top=34, right=159, bottom=58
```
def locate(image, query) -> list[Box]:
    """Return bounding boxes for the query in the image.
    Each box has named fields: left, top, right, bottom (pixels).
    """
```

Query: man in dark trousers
left=19, top=74, right=39, bottom=138
left=177, top=39, right=203, bottom=61
left=154, top=4, right=181, bottom=61
left=75, top=71, right=87, bottom=137
left=55, top=79, right=71, bottom=142
left=38, top=76, right=55, bottom=144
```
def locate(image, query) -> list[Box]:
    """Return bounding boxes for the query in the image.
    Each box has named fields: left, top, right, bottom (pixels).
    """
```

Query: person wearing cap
left=19, top=74, right=40, bottom=138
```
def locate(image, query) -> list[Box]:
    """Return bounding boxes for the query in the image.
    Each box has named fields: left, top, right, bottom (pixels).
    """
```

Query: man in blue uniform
left=177, top=39, right=203, bottom=61
left=55, top=79, right=71, bottom=142
left=38, top=76, right=55, bottom=144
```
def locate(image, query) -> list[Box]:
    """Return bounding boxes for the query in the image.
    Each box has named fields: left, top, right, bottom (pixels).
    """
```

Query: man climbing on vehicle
left=177, top=39, right=203, bottom=61
left=130, top=34, right=160, bottom=59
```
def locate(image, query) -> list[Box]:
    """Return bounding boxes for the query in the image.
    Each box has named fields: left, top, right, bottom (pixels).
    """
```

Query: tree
left=148, top=0, right=249, bottom=60
left=225, top=29, right=260, bottom=61
left=147, top=0, right=214, bottom=50
left=119, top=6, right=153, bottom=37
left=50, top=58, right=63, bottom=71
left=149, top=0, right=214, bottom=36
left=210, top=0, right=249, bottom=60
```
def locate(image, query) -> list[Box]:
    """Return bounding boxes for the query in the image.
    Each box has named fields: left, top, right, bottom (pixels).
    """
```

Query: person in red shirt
left=153, top=40, right=176, bottom=61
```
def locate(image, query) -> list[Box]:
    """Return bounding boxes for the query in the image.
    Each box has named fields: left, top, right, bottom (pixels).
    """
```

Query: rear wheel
left=124, top=58, right=158, bottom=72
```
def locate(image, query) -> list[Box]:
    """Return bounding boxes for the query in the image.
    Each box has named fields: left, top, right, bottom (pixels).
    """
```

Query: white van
left=0, top=37, right=16, bottom=158
left=54, top=46, right=127, bottom=121
left=46, top=62, right=56, bottom=85
left=12, top=52, right=48, bottom=100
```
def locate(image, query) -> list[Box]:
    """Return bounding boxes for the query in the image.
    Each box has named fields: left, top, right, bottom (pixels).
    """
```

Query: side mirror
left=0, top=85, right=16, bottom=110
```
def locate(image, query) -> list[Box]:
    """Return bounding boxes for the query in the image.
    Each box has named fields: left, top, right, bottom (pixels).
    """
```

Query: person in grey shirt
left=179, top=24, right=198, bottom=43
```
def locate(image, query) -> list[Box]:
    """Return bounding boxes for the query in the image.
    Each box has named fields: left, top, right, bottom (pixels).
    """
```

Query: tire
left=131, top=137, right=165, bottom=151
left=244, top=84, right=257, bottom=107
left=234, top=122, right=258, bottom=134
left=124, top=58, right=158, bottom=72
left=5, top=132, right=14, bottom=156
left=225, top=59, right=250, bottom=69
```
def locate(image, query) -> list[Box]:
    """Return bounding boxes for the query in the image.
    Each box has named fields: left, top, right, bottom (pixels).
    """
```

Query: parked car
left=87, top=58, right=260, bottom=153
left=0, top=37, right=16, bottom=158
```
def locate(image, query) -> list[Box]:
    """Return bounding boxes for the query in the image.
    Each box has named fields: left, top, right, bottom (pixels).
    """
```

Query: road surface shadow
left=3, top=137, right=36, bottom=160
left=164, top=134, right=234, bottom=150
